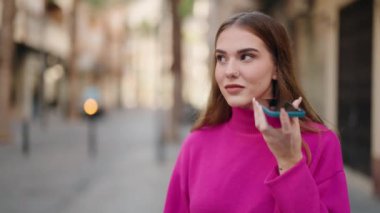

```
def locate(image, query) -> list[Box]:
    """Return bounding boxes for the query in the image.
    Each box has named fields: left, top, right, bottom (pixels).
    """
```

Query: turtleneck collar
left=227, top=107, right=281, bottom=135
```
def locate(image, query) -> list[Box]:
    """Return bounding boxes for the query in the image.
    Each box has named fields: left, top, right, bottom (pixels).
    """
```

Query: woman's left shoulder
left=303, top=122, right=339, bottom=139
left=302, top=122, right=341, bottom=153
left=302, top=122, right=345, bottom=180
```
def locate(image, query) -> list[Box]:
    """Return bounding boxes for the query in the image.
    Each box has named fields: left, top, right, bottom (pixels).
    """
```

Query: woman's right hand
left=252, top=97, right=303, bottom=174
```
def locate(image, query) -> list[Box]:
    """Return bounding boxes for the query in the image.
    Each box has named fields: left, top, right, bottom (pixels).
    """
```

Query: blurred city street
left=0, top=109, right=378, bottom=213
left=0, top=109, right=182, bottom=213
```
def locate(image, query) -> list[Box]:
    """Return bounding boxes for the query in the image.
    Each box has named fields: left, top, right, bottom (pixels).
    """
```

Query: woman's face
left=215, top=26, right=277, bottom=108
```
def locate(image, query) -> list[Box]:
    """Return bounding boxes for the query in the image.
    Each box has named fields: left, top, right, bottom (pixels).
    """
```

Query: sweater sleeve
left=264, top=130, right=350, bottom=213
left=163, top=139, right=191, bottom=213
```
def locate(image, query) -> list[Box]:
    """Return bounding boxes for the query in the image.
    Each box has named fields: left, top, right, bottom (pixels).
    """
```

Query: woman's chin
left=226, top=99, right=253, bottom=109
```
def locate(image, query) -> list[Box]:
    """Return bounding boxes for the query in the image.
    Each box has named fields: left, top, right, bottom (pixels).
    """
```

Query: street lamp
left=83, top=98, right=99, bottom=157
left=84, top=98, right=98, bottom=116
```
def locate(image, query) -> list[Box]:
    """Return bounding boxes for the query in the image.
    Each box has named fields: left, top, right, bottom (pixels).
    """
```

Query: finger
left=252, top=98, right=260, bottom=125
left=292, top=97, right=303, bottom=109
left=253, top=98, right=270, bottom=131
left=252, top=98, right=259, bottom=127
left=292, top=116, right=300, bottom=130
left=280, top=108, right=291, bottom=134
left=290, top=97, right=302, bottom=125
left=252, top=97, right=258, bottom=111
left=253, top=98, right=266, bottom=130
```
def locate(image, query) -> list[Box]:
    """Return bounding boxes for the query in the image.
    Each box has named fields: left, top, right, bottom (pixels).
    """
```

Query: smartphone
left=261, top=102, right=305, bottom=118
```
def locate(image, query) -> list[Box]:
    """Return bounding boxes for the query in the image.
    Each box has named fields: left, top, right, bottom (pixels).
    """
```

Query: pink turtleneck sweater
left=164, top=107, right=350, bottom=213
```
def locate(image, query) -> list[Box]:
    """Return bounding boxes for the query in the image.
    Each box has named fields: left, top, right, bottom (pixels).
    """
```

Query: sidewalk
left=346, top=166, right=380, bottom=212
left=0, top=109, right=180, bottom=213
left=0, top=109, right=379, bottom=213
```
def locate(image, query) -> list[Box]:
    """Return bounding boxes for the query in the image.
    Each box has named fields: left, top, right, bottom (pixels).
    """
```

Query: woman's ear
left=272, top=73, right=277, bottom=80
left=272, top=67, right=278, bottom=80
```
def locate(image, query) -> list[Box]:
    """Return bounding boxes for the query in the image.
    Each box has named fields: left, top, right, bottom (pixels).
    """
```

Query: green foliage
left=179, top=0, right=194, bottom=18
left=85, top=0, right=106, bottom=8
left=137, top=20, right=157, bottom=36
left=84, top=0, right=132, bottom=9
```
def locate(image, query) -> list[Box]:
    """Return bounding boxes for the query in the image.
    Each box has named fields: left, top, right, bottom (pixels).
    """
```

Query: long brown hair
left=193, top=11, right=323, bottom=134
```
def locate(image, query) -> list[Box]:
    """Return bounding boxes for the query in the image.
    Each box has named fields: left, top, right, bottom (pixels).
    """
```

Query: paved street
left=0, top=109, right=379, bottom=213
left=0, top=109, right=181, bottom=213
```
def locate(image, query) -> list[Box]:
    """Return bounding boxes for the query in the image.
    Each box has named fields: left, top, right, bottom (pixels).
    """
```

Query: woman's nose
left=225, top=59, right=239, bottom=78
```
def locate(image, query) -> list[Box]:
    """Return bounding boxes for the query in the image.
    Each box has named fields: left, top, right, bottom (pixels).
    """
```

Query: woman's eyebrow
left=215, top=49, right=226, bottom=54
left=214, top=48, right=259, bottom=54
left=237, top=48, right=259, bottom=54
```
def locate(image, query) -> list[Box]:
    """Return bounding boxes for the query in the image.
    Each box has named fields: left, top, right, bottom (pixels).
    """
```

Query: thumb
left=292, top=97, right=302, bottom=109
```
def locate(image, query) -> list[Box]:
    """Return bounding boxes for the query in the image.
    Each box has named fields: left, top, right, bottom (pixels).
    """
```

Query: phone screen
left=258, top=98, right=305, bottom=118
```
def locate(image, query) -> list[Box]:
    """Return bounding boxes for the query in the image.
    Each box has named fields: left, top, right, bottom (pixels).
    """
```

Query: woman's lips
left=225, top=84, right=244, bottom=93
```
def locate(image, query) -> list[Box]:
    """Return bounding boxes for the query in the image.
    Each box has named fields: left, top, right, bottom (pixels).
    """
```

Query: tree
left=168, top=0, right=183, bottom=141
left=167, top=0, right=195, bottom=141
left=0, top=0, right=16, bottom=143
left=68, top=0, right=79, bottom=119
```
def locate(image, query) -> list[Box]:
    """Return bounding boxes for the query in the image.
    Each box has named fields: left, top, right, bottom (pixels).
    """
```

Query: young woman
left=164, top=11, right=350, bottom=213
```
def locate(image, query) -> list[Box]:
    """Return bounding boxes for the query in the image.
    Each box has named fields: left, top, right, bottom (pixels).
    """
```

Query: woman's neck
left=227, top=107, right=280, bottom=135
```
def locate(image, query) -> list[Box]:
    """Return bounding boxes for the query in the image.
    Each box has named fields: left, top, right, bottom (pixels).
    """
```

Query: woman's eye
left=216, top=55, right=226, bottom=63
left=240, top=54, right=254, bottom=61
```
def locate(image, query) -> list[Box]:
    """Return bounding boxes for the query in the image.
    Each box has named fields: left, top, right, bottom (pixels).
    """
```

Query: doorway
left=338, top=0, right=373, bottom=175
